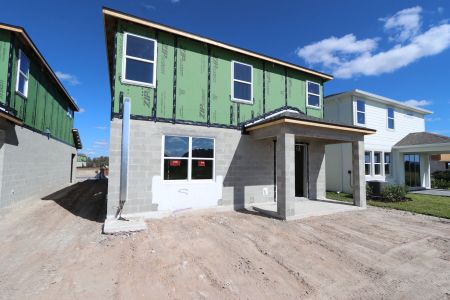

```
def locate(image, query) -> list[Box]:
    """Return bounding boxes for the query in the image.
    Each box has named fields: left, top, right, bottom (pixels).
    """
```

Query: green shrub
left=381, top=184, right=408, bottom=202
left=366, top=184, right=373, bottom=198
left=432, top=171, right=450, bottom=181
left=431, top=178, right=450, bottom=189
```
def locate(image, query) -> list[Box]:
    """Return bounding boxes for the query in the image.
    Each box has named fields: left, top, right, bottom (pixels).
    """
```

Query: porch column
left=352, top=140, right=366, bottom=208
left=276, top=132, right=296, bottom=219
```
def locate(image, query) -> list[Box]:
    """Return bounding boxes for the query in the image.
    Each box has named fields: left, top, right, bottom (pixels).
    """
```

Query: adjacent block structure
left=102, top=8, right=374, bottom=220
left=0, top=23, right=81, bottom=209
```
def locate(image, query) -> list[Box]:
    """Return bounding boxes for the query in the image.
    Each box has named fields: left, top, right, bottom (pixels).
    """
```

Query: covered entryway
left=244, top=110, right=376, bottom=220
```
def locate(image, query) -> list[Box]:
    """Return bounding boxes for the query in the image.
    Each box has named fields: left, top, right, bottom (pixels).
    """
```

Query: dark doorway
left=295, top=144, right=307, bottom=197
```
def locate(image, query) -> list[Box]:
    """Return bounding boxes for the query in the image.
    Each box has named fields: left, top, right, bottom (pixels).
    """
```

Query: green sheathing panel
left=24, top=62, right=39, bottom=127
left=112, top=22, right=325, bottom=124
left=114, top=21, right=155, bottom=116
left=176, top=37, right=208, bottom=122
left=0, top=30, right=10, bottom=104
left=156, top=31, right=174, bottom=119
left=265, top=63, right=286, bottom=112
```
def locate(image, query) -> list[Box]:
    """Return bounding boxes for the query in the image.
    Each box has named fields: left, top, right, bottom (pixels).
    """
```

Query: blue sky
left=1, top=0, right=449, bottom=157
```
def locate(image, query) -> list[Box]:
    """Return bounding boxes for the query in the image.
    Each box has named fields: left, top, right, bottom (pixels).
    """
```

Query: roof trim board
left=0, top=23, right=79, bottom=111
left=325, top=89, right=432, bottom=115
left=0, top=109, right=23, bottom=125
left=102, top=7, right=333, bottom=82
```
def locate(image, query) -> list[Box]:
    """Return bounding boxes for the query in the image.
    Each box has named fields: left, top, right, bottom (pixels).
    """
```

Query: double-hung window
left=384, top=152, right=391, bottom=175
left=373, top=152, right=382, bottom=175
left=67, top=107, right=73, bottom=119
left=163, top=136, right=215, bottom=181
left=365, top=151, right=371, bottom=175
left=387, top=107, right=395, bottom=129
left=355, top=100, right=365, bottom=125
left=122, top=32, right=157, bottom=87
left=306, top=81, right=320, bottom=108
left=16, top=50, right=30, bottom=97
left=231, top=61, right=253, bottom=103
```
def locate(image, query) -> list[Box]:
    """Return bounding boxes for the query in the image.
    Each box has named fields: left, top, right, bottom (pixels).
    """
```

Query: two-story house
left=0, top=23, right=82, bottom=209
left=102, top=8, right=376, bottom=222
left=325, top=89, right=450, bottom=194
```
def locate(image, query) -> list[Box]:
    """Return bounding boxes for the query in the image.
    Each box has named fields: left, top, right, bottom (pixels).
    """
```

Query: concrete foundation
left=0, top=120, right=77, bottom=209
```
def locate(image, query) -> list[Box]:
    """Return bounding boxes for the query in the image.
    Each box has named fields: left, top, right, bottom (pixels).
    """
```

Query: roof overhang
left=102, top=7, right=333, bottom=88
left=0, top=23, right=79, bottom=112
left=393, top=142, right=450, bottom=154
left=325, top=89, right=432, bottom=115
left=245, top=117, right=376, bottom=135
left=0, top=110, right=23, bottom=126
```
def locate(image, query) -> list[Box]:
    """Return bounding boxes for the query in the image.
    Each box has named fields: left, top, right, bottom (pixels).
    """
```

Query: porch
left=244, top=110, right=375, bottom=220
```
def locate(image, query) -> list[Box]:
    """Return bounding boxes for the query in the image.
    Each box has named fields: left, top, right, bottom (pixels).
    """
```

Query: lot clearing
left=0, top=181, right=450, bottom=299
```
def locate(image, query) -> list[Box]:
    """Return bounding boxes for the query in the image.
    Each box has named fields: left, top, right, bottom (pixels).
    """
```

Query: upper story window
left=231, top=61, right=253, bottom=103
left=355, top=100, right=365, bottom=125
left=306, top=81, right=320, bottom=108
left=16, top=50, right=30, bottom=97
left=122, top=32, right=157, bottom=87
left=387, top=107, right=395, bottom=129
left=163, top=136, right=215, bottom=181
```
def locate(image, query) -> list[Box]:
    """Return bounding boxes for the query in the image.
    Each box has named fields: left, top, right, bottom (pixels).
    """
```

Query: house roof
left=244, top=108, right=376, bottom=134
left=395, top=132, right=450, bottom=147
left=325, top=89, right=432, bottom=115
left=102, top=7, right=333, bottom=87
left=0, top=23, right=79, bottom=111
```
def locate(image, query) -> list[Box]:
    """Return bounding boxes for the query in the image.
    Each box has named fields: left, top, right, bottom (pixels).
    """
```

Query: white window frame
left=384, top=152, right=391, bottom=176
left=16, top=50, right=29, bottom=98
left=67, top=107, right=73, bottom=119
left=121, top=32, right=157, bottom=88
left=231, top=61, right=253, bottom=104
left=161, top=135, right=215, bottom=182
left=354, top=99, right=366, bottom=126
left=387, top=107, right=395, bottom=130
left=306, top=81, right=321, bottom=109
left=373, top=151, right=382, bottom=176
left=365, top=151, right=372, bottom=176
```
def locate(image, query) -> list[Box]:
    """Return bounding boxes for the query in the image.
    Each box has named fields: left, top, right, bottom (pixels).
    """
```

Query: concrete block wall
left=308, top=141, right=326, bottom=200
left=0, top=120, right=77, bottom=209
left=107, top=119, right=276, bottom=218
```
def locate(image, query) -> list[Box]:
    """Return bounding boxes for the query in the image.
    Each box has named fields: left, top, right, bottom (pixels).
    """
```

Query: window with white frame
left=365, top=151, right=371, bottom=175
left=67, top=107, right=73, bottom=119
left=373, top=152, right=382, bottom=175
left=356, top=100, right=365, bottom=125
left=384, top=152, right=391, bottom=175
left=387, top=107, right=395, bottom=129
left=122, top=32, right=157, bottom=87
left=16, top=50, right=30, bottom=97
left=231, top=61, right=253, bottom=102
left=163, top=136, right=214, bottom=181
left=306, top=81, right=320, bottom=108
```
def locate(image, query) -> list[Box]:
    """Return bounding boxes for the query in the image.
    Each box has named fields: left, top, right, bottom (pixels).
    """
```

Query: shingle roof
left=395, top=132, right=450, bottom=146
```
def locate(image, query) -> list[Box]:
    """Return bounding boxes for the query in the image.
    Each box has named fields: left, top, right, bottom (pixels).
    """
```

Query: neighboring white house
left=324, top=89, right=450, bottom=193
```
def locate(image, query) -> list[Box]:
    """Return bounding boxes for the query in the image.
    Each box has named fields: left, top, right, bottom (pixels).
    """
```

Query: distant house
left=102, top=8, right=375, bottom=221
left=324, top=90, right=450, bottom=193
left=0, top=23, right=82, bottom=209
left=77, top=154, right=87, bottom=167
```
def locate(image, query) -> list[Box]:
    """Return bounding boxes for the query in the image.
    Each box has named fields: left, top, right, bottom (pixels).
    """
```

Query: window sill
left=121, top=78, right=155, bottom=89
left=306, top=104, right=321, bottom=110
left=15, top=91, right=28, bottom=100
left=231, top=97, right=253, bottom=105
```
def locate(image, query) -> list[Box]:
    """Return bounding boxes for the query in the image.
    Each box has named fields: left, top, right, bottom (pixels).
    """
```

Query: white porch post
left=352, top=140, right=366, bottom=207
left=276, top=132, right=296, bottom=219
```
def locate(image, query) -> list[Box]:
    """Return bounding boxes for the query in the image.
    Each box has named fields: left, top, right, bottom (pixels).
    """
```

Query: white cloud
left=380, top=6, right=422, bottom=42
left=171, top=0, right=180, bottom=3
left=425, top=117, right=441, bottom=122
left=438, top=7, right=444, bottom=14
left=55, top=71, right=80, bottom=86
left=95, top=126, right=108, bottom=130
left=403, top=99, right=432, bottom=107
left=93, top=140, right=108, bottom=148
left=296, top=6, right=450, bottom=79
left=141, top=3, right=155, bottom=10
left=78, top=107, right=85, bottom=113
left=296, top=34, right=378, bottom=67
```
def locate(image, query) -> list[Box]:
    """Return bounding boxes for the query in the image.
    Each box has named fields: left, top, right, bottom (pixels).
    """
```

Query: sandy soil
left=0, top=180, right=450, bottom=300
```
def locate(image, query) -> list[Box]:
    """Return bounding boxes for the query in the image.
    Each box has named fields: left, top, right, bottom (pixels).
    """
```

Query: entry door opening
left=295, top=144, right=308, bottom=197
left=404, top=153, right=421, bottom=188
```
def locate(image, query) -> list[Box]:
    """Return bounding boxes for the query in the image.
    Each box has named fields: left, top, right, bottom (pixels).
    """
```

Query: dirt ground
left=0, top=181, right=450, bottom=300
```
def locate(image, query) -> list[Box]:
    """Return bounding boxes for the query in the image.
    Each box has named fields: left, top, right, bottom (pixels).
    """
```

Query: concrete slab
left=252, top=198, right=363, bottom=220
left=103, top=218, right=147, bottom=234
left=410, top=189, right=450, bottom=197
